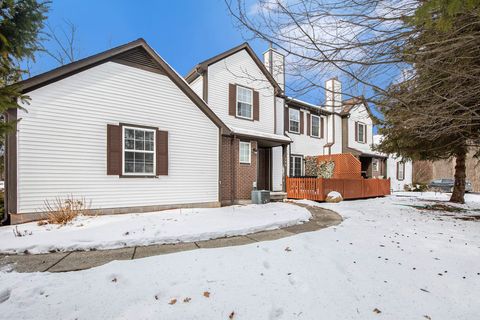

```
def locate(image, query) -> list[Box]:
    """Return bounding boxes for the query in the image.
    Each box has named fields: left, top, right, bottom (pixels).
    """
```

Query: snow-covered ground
left=1, top=193, right=479, bottom=319
left=0, top=203, right=311, bottom=254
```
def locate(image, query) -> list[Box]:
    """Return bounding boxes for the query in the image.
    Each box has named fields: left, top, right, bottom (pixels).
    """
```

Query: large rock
left=325, top=191, right=343, bottom=203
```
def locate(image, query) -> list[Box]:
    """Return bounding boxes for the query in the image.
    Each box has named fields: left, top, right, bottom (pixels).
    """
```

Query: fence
left=286, top=177, right=391, bottom=201
left=313, top=153, right=362, bottom=179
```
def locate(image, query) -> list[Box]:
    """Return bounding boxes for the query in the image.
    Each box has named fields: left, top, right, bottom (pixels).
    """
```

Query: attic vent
left=113, top=47, right=166, bottom=74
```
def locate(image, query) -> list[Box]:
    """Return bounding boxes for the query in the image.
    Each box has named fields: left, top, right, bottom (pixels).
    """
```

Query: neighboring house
left=185, top=43, right=407, bottom=193
left=4, top=39, right=230, bottom=224
left=413, top=149, right=480, bottom=192
left=373, top=135, right=413, bottom=191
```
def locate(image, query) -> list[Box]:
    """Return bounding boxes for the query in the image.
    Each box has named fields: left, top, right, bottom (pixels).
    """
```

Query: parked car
left=428, top=178, right=472, bottom=193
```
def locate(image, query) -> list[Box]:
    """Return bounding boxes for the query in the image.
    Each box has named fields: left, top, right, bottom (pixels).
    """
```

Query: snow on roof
left=286, top=96, right=323, bottom=110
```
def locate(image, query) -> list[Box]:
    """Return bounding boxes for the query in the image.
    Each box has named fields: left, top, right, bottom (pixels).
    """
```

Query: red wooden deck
left=286, top=177, right=391, bottom=201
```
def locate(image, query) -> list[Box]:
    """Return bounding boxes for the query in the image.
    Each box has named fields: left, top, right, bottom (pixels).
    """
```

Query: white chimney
left=263, top=46, right=285, bottom=91
left=325, top=77, right=342, bottom=112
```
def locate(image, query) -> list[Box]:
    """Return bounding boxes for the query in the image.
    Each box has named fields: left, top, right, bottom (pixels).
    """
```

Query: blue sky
left=30, top=0, right=263, bottom=78
left=28, top=0, right=385, bottom=123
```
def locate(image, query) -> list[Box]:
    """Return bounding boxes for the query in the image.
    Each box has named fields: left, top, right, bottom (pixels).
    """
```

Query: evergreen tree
left=0, top=0, right=48, bottom=139
left=377, top=0, right=480, bottom=203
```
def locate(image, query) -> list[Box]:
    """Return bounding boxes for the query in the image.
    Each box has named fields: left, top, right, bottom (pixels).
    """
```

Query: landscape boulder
left=325, top=191, right=343, bottom=203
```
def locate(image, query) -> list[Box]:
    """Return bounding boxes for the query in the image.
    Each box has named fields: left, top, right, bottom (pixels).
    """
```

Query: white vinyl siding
left=207, top=49, right=275, bottom=133
left=311, top=115, right=320, bottom=137
left=236, top=86, right=253, bottom=119
left=239, top=141, right=251, bottom=164
left=289, top=108, right=300, bottom=133
left=17, top=62, right=219, bottom=213
left=347, top=104, right=373, bottom=154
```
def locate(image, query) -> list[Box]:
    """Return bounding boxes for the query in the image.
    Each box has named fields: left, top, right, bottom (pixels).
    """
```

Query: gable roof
left=340, top=95, right=378, bottom=122
left=184, top=42, right=282, bottom=94
left=16, top=38, right=230, bottom=134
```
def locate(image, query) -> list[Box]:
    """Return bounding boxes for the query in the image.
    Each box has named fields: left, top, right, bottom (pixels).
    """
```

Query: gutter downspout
left=231, top=134, right=236, bottom=205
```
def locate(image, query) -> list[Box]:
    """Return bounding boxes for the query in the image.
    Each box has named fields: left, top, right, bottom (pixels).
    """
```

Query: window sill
left=119, top=175, right=158, bottom=178
left=287, top=130, right=300, bottom=135
left=235, top=115, right=254, bottom=121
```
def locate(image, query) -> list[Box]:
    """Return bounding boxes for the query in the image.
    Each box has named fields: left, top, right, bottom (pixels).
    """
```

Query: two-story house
left=185, top=43, right=411, bottom=197
left=185, top=43, right=290, bottom=205
left=4, top=39, right=410, bottom=223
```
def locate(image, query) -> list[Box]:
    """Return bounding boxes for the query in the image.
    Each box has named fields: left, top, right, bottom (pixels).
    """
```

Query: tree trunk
left=450, top=150, right=467, bottom=204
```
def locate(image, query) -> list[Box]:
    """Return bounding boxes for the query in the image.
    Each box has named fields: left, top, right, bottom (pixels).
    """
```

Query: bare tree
left=226, top=0, right=480, bottom=203
left=44, top=19, right=79, bottom=65
left=226, top=0, right=417, bottom=102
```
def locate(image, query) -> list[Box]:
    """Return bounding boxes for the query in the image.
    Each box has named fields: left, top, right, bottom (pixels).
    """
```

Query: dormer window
left=236, top=86, right=253, bottom=119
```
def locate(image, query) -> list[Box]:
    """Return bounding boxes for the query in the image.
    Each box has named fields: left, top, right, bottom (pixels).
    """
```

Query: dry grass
left=40, top=195, right=91, bottom=225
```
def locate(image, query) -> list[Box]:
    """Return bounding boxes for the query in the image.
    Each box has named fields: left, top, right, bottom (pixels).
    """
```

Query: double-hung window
left=123, top=126, right=155, bottom=175
left=236, top=86, right=253, bottom=119
left=372, top=158, right=379, bottom=172
left=311, top=115, right=320, bottom=137
left=356, top=122, right=367, bottom=143
left=397, top=162, right=405, bottom=181
left=289, top=108, right=300, bottom=133
left=239, top=141, right=251, bottom=164
left=289, top=155, right=303, bottom=177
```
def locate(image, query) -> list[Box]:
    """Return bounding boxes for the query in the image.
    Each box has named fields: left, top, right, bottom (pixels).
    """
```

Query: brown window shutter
left=228, top=84, right=236, bottom=116
left=253, top=90, right=259, bottom=121
left=284, top=107, right=289, bottom=132
left=320, top=117, right=324, bottom=138
left=300, top=110, right=304, bottom=134
left=107, top=124, right=122, bottom=175
left=306, top=113, right=311, bottom=136
left=365, top=124, right=368, bottom=143
left=156, top=130, right=168, bottom=175
left=355, top=121, right=358, bottom=142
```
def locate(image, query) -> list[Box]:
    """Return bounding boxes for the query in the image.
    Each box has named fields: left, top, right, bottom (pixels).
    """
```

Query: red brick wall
left=220, top=136, right=257, bottom=204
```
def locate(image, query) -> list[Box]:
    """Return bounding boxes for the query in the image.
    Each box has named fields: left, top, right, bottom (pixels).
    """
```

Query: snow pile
left=325, top=191, right=343, bottom=203
left=0, top=193, right=479, bottom=319
left=0, top=203, right=311, bottom=254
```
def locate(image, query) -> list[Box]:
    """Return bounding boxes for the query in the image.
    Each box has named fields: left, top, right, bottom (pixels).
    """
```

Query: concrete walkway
left=0, top=203, right=342, bottom=273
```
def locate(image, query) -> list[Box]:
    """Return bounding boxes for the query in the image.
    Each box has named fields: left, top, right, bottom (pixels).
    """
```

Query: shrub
left=404, top=183, right=429, bottom=192
left=41, top=195, right=91, bottom=225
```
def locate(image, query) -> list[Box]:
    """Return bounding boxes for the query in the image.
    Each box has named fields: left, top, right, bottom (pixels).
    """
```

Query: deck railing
left=286, top=177, right=391, bottom=201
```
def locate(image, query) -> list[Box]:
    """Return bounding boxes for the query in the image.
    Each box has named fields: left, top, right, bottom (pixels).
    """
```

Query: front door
left=257, top=147, right=271, bottom=190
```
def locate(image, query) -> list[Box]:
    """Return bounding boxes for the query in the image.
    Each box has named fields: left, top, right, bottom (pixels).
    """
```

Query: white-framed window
left=289, top=108, right=300, bottom=133
left=397, top=162, right=405, bottom=181
left=239, top=141, right=251, bottom=164
left=311, top=115, right=321, bottom=137
left=236, top=86, right=253, bottom=119
left=356, top=122, right=367, bottom=143
left=123, top=126, right=156, bottom=175
left=372, top=158, right=379, bottom=172
left=289, top=155, right=303, bottom=177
